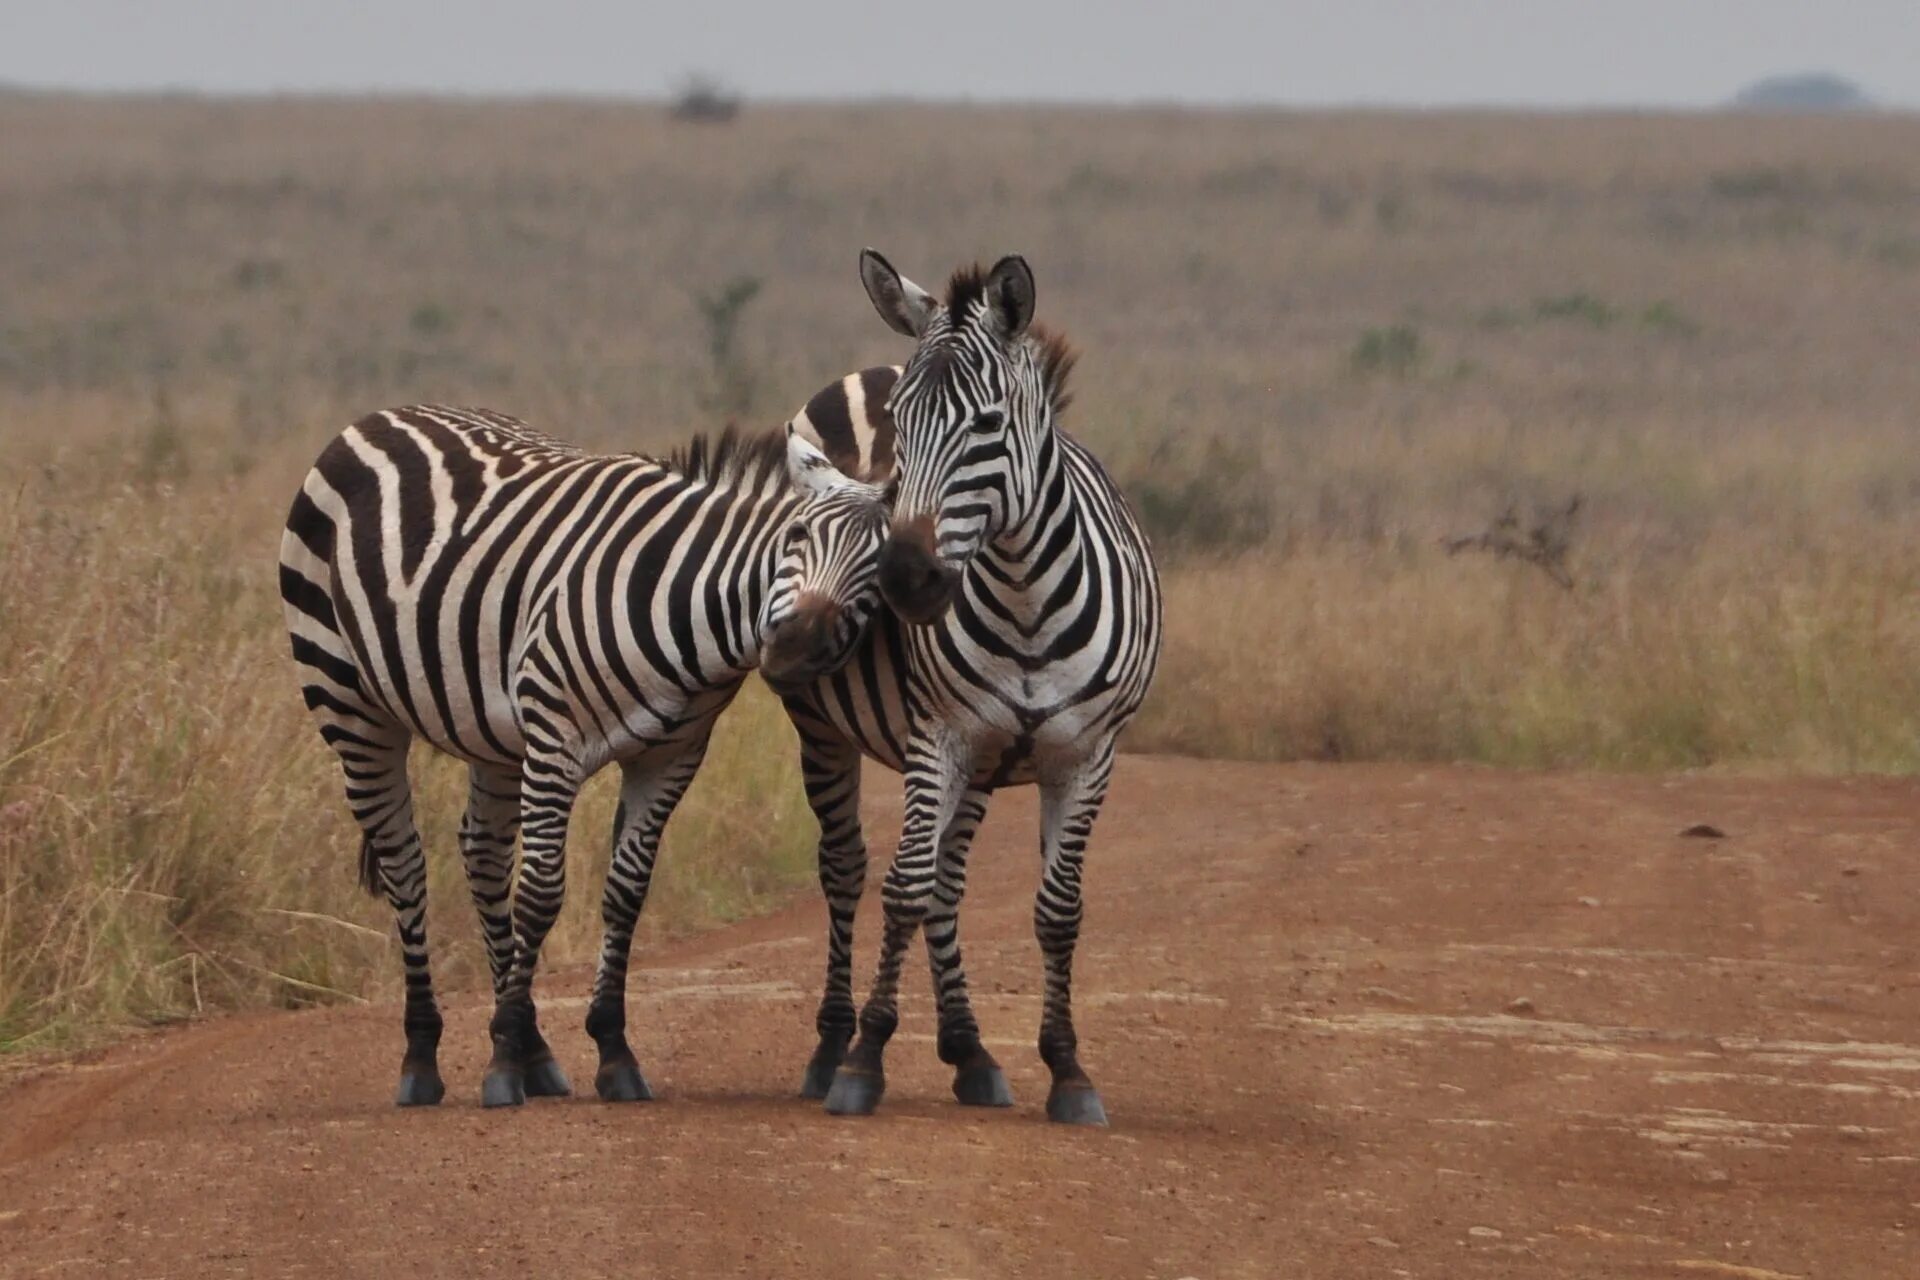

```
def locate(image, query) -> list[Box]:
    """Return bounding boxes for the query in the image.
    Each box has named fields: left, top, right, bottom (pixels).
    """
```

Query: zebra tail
left=357, top=835, right=383, bottom=897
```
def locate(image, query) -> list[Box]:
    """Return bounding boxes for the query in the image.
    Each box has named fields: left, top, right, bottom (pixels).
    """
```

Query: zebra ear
left=860, top=248, right=936, bottom=338
left=785, top=422, right=844, bottom=499
left=984, top=255, right=1035, bottom=340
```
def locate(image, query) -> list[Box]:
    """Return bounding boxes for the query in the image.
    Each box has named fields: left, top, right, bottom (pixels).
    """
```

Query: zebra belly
left=787, top=661, right=1122, bottom=792
left=945, top=694, right=1122, bottom=787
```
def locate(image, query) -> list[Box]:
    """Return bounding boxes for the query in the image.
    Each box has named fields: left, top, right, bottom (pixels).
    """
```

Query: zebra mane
left=662, top=425, right=790, bottom=494
left=942, top=265, right=1077, bottom=419
left=944, top=263, right=991, bottom=325
left=1028, top=324, right=1078, bottom=418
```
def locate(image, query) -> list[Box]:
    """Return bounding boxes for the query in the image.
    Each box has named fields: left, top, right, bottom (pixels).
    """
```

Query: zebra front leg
left=797, top=733, right=866, bottom=1099
left=926, top=787, right=1012, bottom=1107
left=824, top=743, right=970, bottom=1116
left=585, top=741, right=709, bottom=1103
left=482, top=740, right=585, bottom=1108
left=1034, top=743, right=1117, bottom=1125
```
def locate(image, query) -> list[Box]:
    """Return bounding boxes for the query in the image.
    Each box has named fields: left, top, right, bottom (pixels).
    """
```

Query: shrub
left=1708, top=167, right=1811, bottom=201
left=1638, top=300, right=1700, bottom=336
left=409, top=302, right=454, bottom=338
left=670, top=74, right=741, bottom=124
left=1533, top=293, right=1614, bottom=327
left=1350, top=324, right=1421, bottom=375
left=696, top=275, right=764, bottom=419
left=1124, top=436, right=1275, bottom=554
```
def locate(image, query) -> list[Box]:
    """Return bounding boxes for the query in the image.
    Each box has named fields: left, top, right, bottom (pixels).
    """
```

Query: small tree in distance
left=697, top=275, right=763, bottom=418
left=671, top=73, right=742, bottom=124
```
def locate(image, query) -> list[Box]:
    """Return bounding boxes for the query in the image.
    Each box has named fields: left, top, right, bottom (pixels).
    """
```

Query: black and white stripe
left=279, top=405, right=887, bottom=1107
left=786, top=252, right=1163, bottom=1125
left=786, top=365, right=900, bottom=483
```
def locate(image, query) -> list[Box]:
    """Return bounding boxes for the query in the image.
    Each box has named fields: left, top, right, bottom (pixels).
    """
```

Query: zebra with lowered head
left=279, top=406, right=888, bottom=1107
left=784, top=251, right=1162, bottom=1125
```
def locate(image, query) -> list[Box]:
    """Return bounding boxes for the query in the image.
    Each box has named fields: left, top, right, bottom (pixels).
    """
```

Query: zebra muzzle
left=878, top=533, right=957, bottom=624
left=762, top=602, right=845, bottom=691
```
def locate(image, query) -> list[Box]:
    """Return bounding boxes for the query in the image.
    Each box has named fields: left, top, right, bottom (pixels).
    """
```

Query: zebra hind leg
left=585, top=743, right=709, bottom=1103
left=329, top=729, right=445, bottom=1106
left=482, top=737, right=584, bottom=1108
left=460, top=763, right=570, bottom=1099
left=797, top=735, right=865, bottom=1099
left=926, top=787, right=1012, bottom=1107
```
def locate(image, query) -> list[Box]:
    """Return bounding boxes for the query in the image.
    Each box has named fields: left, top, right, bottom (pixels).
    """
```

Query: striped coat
left=280, top=405, right=886, bottom=1107
left=788, top=252, right=1162, bottom=1125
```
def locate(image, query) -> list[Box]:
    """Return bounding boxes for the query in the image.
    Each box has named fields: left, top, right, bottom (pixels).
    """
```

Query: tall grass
left=1135, top=538, right=1920, bottom=770
left=0, top=458, right=816, bottom=1053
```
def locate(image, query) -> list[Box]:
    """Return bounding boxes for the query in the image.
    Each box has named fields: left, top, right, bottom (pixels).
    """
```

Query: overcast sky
left=4, top=1, right=1917, bottom=109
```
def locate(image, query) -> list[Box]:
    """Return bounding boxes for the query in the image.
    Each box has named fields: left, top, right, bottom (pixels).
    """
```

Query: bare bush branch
left=1443, top=495, right=1581, bottom=590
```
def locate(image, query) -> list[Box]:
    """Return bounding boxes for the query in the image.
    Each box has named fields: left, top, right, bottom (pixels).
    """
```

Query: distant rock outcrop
left=1731, top=73, right=1876, bottom=113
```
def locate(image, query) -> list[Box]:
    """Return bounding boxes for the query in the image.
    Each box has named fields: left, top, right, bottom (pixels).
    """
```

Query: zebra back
left=787, top=367, right=902, bottom=485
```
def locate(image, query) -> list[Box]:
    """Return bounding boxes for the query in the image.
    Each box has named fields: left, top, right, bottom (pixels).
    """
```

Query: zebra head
left=858, top=249, right=1054, bottom=624
left=759, top=426, right=890, bottom=693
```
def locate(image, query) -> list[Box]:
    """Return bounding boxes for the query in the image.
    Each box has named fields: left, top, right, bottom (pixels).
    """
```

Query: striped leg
left=456, top=763, right=575, bottom=1093
left=459, top=764, right=521, bottom=999
left=327, top=726, right=446, bottom=1106
left=925, top=787, right=1012, bottom=1106
left=286, top=553, right=444, bottom=1105
left=482, top=736, right=584, bottom=1108
left=1036, top=743, right=1117, bottom=1126
left=824, top=739, right=970, bottom=1116
left=585, top=738, right=711, bottom=1103
left=798, top=733, right=867, bottom=1099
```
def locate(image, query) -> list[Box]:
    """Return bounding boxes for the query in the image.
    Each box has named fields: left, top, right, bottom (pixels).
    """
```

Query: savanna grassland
left=4, top=95, right=1919, bottom=1051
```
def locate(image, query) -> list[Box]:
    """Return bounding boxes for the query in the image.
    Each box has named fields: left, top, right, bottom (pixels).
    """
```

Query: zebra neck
left=611, top=480, right=794, bottom=684
left=732, top=490, right=802, bottom=669
left=974, top=441, right=1083, bottom=621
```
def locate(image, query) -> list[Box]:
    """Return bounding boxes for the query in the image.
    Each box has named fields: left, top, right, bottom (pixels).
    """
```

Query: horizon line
left=1, top=82, right=1916, bottom=116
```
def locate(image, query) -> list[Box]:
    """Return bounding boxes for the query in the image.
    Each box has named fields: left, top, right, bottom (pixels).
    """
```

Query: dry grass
left=0, top=451, right=815, bottom=1053
left=4, top=95, right=1920, bottom=1049
left=1143, top=537, right=1920, bottom=770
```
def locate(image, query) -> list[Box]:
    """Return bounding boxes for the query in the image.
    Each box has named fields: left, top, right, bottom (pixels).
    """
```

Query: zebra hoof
left=595, top=1060, right=653, bottom=1103
left=1045, top=1083, right=1109, bottom=1127
left=394, top=1068, right=446, bottom=1107
left=799, top=1034, right=851, bottom=1101
left=952, top=1062, right=1014, bottom=1108
left=823, top=1067, right=884, bottom=1117
left=480, top=1067, right=526, bottom=1109
left=523, top=1054, right=573, bottom=1099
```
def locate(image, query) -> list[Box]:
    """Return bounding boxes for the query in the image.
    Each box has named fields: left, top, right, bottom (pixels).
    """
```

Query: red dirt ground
left=2, top=758, right=1916, bottom=1279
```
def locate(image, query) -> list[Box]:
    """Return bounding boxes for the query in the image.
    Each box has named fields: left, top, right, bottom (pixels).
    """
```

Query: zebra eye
left=785, top=522, right=807, bottom=549
left=968, top=410, right=1005, bottom=435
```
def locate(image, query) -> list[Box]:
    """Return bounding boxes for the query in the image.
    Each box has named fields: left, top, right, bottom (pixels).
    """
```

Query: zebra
left=278, top=405, right=889, bottom=1108
left=782, top=251, right=1163, bottom=1125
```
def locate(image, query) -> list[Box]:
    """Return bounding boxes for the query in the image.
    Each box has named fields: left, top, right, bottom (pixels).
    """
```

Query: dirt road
left=2, top=758, right=1916, bottom=1278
